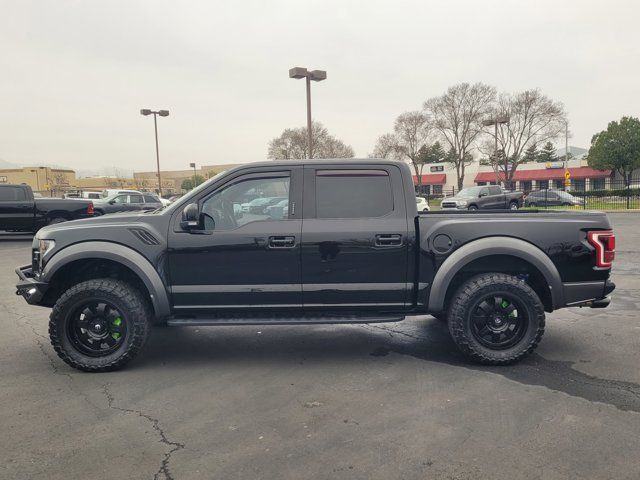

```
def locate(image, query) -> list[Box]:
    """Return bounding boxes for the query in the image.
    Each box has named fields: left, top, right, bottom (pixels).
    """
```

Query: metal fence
left=418, top=177, right=640, bottom=211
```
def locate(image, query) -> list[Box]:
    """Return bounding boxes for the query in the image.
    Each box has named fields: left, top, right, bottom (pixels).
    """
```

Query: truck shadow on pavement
left=136, top=317, right=640, bottom=414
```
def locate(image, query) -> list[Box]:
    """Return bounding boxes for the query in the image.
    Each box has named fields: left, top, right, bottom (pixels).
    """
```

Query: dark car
left=524, top=189, right=585, bottom=208
left=441, top=185, right=524, bottom=210
left=0, top=184, right=94, bottom=232
left=16, top=159, right=614, bottom=372
left=93, top=192, right=163, bottom=215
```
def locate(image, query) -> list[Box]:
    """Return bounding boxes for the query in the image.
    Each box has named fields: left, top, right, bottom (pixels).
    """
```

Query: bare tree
left=424, top=82, right=496, bottom=189
left=481, top=89, right=566, bottom=185
left=392, top=111, right=431, bottom=187
left=370, top=133, right=400, bottom=159
left=268, top=121, right=354, bottom=159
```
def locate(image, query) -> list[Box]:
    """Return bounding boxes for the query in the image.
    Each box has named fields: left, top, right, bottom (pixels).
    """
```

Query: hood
left=36, top=212, right=149, bottom=239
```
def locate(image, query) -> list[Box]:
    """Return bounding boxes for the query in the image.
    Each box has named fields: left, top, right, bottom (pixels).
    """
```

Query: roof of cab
left=226, top=158, right=408, bottom=171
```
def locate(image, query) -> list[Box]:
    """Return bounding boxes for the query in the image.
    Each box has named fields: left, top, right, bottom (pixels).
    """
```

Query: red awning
left=413, top=173, right=446, bottom=185
left=474, top=167, right=611, bottom=183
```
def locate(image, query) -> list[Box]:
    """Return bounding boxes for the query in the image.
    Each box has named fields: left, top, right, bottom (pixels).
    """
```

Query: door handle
left=268, top=236, right=295, bottom=249
left=375, top=234, right=402, bottom=247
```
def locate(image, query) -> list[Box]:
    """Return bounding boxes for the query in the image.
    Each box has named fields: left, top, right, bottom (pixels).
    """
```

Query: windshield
left=457, top=186, right=484, bottom=197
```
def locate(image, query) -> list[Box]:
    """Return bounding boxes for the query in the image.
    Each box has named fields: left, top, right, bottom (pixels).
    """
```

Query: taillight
left=87, top=202, right=95, bottom=215
left=587, top=230, right=615, bottom=268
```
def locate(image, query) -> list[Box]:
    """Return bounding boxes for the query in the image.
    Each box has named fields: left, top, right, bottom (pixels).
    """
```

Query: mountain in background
left=0, top=158, right=19, bottom=169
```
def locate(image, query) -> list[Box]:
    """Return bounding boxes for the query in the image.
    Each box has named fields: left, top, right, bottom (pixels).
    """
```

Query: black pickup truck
left=15, top=160, right=615, bottom=372
left=441, top=185, right=524, bottom=210
left=0, top=184, right=94, bottom=232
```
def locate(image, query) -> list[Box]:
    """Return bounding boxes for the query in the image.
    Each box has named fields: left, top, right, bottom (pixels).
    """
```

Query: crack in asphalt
left=362, top=323, right=640, bottom=414
left=102, top=385, right=185, bottom=480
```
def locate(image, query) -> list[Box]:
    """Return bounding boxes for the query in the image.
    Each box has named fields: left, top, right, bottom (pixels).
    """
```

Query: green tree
left=522, top=143, right=539, bottom=163
left=537, top=142, right=557, bottom=163
left=588, top=116, right=640, bottom=185
left=181, top=175, right=205, bottom=191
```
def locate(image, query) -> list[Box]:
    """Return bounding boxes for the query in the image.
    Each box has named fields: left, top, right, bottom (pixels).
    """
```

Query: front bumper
left=15, top=265, right=48, bottom=305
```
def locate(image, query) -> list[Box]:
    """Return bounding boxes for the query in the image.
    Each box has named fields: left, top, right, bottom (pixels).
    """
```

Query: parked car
left=416, top=196, right=430, bottom=212
left=241, top=197, right=271, bottom=213
left=82, top=191, right=103, bottom=200
left=441, top=185, right=524, bottom=210
left=15, top=159, right=615, bottom=372
left=0, top=184, right=94, bottom=232
left=524, top=189, right=585, bottom=208
left=264, top=199, right=289, bottom=218
left=101, top=189, right=142, bottom=198
left=92, top=192, right=163, bottom=215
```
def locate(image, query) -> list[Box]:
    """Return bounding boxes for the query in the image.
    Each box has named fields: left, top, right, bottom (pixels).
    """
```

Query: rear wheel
left=49, top=279, right=151, bottom=372
left=447, top=273, right=545, bottom=365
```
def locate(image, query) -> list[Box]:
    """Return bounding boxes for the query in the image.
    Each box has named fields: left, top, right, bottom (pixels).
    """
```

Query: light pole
left=189, top=162, right=197, bottom=190
left=289, top=67, right=327, bottom=158
left=564, top=120, right=570, bottom=169
left=140, top=109, right=169, bottom=196
left=483, top=116, right=510, bottom=187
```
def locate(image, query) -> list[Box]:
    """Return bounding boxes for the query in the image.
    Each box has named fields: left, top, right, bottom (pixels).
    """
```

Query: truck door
left=0, top=186, right=34, bottom=230
left=486, top=185, right=504, bottom=209
left=167, top=167, right=303, bottom=312
left=300, top=165, right=410, bottom=311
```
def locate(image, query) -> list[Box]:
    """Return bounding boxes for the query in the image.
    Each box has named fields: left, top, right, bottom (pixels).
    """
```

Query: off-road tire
left=49, top=278, right=151, bottom=372
left=447, top=273, right=545, bottom=365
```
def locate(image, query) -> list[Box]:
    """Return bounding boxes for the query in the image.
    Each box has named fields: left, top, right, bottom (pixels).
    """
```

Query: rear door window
left=488, top=186, right=501, bottom=195
left=0, top=187, right=26, bottom=201
left=315, top=170, right=393, bottom=219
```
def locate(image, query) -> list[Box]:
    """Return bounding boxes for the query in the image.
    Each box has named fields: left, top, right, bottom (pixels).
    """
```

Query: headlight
left=38, top=239, right=56, bottom=259
left=457, top=200, right=468, bottom=206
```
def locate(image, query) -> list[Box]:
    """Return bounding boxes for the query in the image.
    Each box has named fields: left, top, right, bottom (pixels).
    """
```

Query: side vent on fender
left=129, top=228, right=160, bottom=246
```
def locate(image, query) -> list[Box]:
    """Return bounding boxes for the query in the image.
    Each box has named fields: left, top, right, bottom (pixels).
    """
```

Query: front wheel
left=509, top=201, right=519, bottom=210
left=467, top=205, right=478, bottom=211
left=446, top=273, right=545, bottom=365
left=49, top=279, right=151, bottom=372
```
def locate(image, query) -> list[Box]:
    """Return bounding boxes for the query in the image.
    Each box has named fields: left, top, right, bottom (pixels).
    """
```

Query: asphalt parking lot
left=1, top=213, right=639, bottom=480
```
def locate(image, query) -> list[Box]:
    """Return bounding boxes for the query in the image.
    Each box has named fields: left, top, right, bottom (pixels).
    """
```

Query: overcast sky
left=1, top=0, right=639, bottom=175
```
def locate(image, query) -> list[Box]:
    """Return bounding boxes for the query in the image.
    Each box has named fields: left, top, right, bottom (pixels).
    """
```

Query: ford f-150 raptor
left=15, top=160, right=615, bottom=371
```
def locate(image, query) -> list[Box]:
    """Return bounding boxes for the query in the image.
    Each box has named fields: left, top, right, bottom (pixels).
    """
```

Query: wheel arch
left=41, top=241, right=171, bottom=319
left=428, top=236, right=563, bottom=313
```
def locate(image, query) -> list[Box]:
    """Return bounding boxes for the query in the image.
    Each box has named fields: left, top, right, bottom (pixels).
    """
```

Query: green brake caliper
left=501, top=300, right=516, bottom=318
left=111, top=317, right=122, bottom=340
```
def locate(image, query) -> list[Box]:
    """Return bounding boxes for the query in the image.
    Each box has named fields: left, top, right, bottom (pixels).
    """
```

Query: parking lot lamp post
left=140, top=109, right=169, bottom=197
left=190, top=163, right=197, bottom=190
left=288, top=67, right=327, bottom=158
left=483, top=116, right=510, bottom=187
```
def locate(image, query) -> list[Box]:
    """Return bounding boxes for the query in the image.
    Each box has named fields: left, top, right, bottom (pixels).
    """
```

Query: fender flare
left=428, top=236, right=564, bottom=312
left=42, top=241, right=171, bottom=318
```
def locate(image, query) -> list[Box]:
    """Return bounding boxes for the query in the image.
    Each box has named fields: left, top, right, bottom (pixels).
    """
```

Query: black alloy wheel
left=469, top=294, right=527, bottom=350
left=68, top=301, right=127, bottom=357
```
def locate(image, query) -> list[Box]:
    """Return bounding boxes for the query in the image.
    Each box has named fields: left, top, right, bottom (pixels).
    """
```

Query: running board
left=166, top=314, right=405, bottom=327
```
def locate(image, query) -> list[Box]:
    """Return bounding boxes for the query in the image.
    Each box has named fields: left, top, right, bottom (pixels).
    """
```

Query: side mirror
left=180, top=203, right=200, bottom=230
left=479, top=192, right=488, bottom=197
left=108, top=200, right=116, bottom=205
